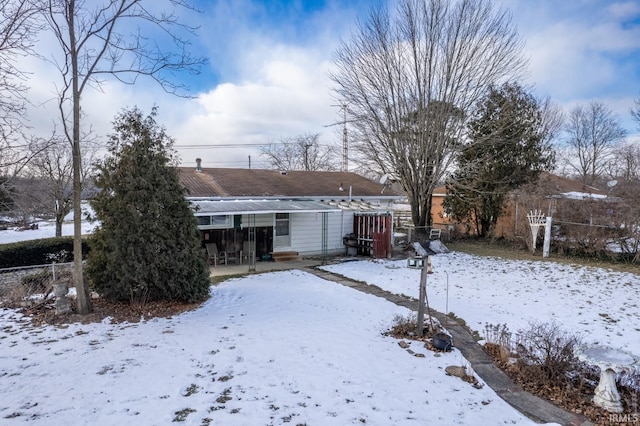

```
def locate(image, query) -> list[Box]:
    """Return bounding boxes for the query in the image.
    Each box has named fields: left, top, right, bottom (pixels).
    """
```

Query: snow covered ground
left=0, top=220, right=96, bottom=244
left=321, top=253, right=640, bottom=356
left=2, top=221, right=638, bottom=424
left=0, top=205, right=96, bottom=245
left=0, top=270, right=547, bottom=425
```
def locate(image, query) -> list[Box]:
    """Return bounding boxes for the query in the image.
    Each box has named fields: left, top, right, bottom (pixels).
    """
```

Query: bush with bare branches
left=514, top=320, right=583, bottom=387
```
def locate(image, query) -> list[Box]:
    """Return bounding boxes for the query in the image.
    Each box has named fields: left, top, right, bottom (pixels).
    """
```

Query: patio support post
left=248, top=214, right=256, bottom=272
left=321, top=212, right=328, bottom=265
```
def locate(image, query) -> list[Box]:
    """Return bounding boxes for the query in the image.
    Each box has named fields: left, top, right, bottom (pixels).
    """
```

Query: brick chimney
left=196, top=158, right=202, bottom=172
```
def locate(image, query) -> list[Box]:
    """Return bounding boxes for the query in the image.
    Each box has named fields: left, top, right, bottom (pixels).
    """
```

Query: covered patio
left=191, top=199, right=342, bottom=270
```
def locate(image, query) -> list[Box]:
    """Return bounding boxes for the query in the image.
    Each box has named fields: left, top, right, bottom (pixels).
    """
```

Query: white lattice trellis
left=527, top=210, right=547, bottom=252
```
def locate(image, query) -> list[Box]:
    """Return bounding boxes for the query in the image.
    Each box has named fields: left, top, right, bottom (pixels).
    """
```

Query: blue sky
left=26, top=0, right=640, bottom=168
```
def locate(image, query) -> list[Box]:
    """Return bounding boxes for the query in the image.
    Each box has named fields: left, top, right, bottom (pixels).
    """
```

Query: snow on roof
left=561, top=191, right=608, bottom=200
left=192, top=199, right=341, bottom=215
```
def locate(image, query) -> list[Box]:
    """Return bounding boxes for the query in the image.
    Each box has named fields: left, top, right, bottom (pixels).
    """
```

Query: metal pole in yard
left=445, top=272, right=449, bottom=316
left=417, top=257, right=427, bottom=336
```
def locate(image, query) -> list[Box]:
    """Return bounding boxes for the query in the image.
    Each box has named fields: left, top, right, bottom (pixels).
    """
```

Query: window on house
left=196, top=216, right=211, bottom=226
left=275, top=213, right=290, bottom=236
left=195, top=215, right=231, bottom=228
left=211, top=215, right=230, bottom=225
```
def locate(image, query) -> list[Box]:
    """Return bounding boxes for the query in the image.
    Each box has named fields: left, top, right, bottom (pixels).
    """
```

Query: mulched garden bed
left=13, top=296, right=202, bottom=326
left=484, top=342, right=639, bottom=426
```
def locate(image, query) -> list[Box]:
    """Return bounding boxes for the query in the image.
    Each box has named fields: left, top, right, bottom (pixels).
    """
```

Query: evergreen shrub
left=86, top=108, right=210, bottom=305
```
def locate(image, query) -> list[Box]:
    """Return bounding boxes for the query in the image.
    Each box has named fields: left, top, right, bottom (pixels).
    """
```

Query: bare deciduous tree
left=260, top=133, right=339, bottom=171
left=0, top=0, right=43, bottom=185
left=563, top=101, right=626, bottom=186
left=604, top=141, right=640, bottom=183
left=632, top=96, right=640, bottom=129
left=29, top=134, right=98, bottom=236
left=330, top=0, right=527, bottom=229
left=538, top=95, right=565, bottom=145
left=38, top=0, right=205, bottom=314
left=3, top=175, right=49, bottom=226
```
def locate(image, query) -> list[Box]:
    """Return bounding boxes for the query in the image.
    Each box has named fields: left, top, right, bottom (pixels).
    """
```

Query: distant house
left=430, top=172, right=610, bottom=239
left=177, top=164, right=403, bottom=263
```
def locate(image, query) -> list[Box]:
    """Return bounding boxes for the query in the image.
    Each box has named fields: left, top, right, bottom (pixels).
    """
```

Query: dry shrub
left=386, top=313, right=441, bottom=339
left=515, top=320, right=583, bottom=388
left=483, top=323, right=514, bottom=363
left=388, top=313, right=418, bottom=337
left=1, top=269, right=72, bottom=309
left=484, top=320, right=640, bottom=424
left=484, top=321, right=585, bottom=388
left=1, top=284, right=34, bottom=309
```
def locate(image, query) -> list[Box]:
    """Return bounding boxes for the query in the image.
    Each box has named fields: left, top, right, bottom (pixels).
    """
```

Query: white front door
left=274, top=213, right=291, bottom=248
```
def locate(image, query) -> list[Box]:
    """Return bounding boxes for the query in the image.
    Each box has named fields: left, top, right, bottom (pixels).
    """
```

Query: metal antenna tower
left=327, top=102, right=349, bottom=172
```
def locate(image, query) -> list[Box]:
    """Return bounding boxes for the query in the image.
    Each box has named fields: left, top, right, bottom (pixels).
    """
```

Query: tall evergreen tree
left=444, top=83, right=555, bottom=237
left=87, top=107, right=210, bottom=305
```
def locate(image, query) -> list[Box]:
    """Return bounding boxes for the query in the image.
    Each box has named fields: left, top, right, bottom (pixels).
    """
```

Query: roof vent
left=196, top=158, right=202, bottom=172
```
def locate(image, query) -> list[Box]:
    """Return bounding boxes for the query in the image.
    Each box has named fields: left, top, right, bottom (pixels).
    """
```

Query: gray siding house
left=178, top=166, right=402, bottom=266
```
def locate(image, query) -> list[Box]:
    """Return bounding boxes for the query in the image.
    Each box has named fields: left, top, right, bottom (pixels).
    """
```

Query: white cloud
left=608, top=1, right=640, bottom=19
left=15, top=0, right=358, bottom=169
left=500, top=0, right=640, bottom=134
left=22, top=39, right=337, bottom=169
left=13, top=0, right=640, bottom=170
left=525, top=21, right=618, bottom=98
left=172, top=48, right=339, bottom=168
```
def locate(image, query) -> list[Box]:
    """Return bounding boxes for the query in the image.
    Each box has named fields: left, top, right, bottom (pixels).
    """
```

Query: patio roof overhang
left=190, top=199, right=343, bottom=216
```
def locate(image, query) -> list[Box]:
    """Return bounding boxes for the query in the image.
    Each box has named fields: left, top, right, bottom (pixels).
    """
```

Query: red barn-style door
left=353, top=213, right=392, bottom=258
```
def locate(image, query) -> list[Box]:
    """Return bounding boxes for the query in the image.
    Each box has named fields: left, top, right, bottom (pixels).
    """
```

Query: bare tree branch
left=563, top=101, right=626, bottom=186
left=330, top=0, right=526, bottom=229
left=37, top=0, right=206, bottom=314
left=606, top=141, right=640, bottom=182
left=0, top=0, right=43, bottom=182
left=632, top=96, right=640, bottom=130
left=26, top=131, right=98, bottom=236
left=260, top=134, right=339, bottom=171
left=538, top=95, right=564, bottom=146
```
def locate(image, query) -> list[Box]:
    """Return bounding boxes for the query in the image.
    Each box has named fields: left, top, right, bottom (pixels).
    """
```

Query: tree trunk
left=409, top=191, right=433, bottom=239
left=421, top=197, right=433, bottom=229
left=69, top=0, right=91, bottom=314
left=55, top=212, right=63, bottom=237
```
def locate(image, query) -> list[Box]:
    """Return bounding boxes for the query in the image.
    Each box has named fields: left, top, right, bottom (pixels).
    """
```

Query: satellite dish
left=607, top=180, right=618, bottom=188
left=380, top=174, right=390, bottom=185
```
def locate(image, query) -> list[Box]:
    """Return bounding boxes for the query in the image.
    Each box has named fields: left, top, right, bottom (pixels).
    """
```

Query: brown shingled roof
left=177, top=167, right=400, bottom=198
left=433, top=172, right=607, bottom=198
left=535, top=172, right=607, bottom=196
